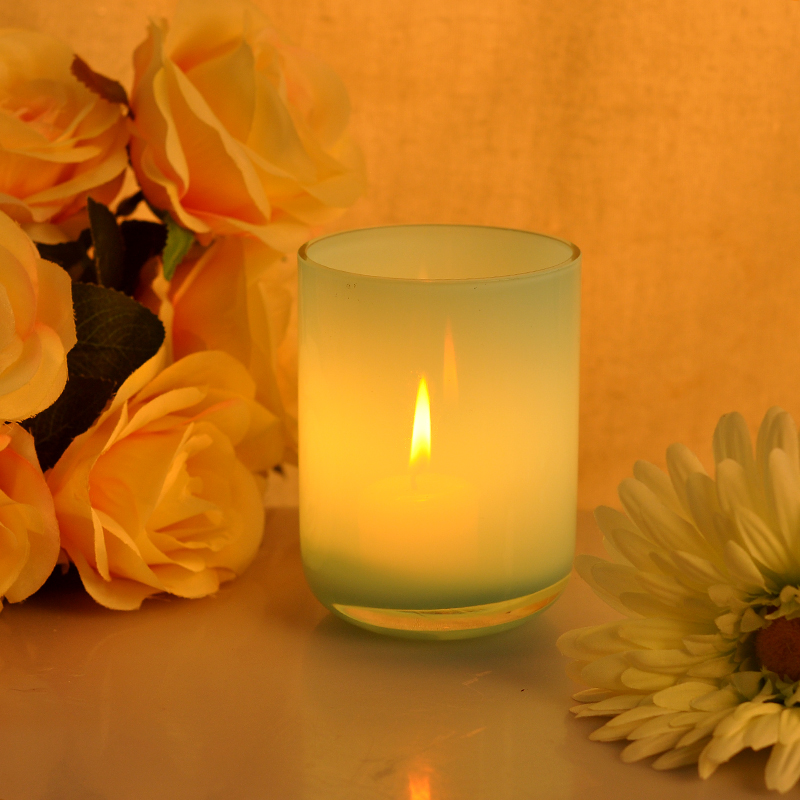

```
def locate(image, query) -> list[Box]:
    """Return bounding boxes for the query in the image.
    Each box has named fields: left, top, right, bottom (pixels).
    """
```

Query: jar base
left=329, top=574, right=570, bottom=640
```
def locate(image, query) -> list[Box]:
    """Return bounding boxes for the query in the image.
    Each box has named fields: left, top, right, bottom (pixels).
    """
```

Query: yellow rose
left=129, top=0, right=365, bottom=252
left=0, top=29, right=129, bottom=224
left=0, top=422, right=60, bottom=604
left=0, top=211, right=76, bottom=421
left=137, top=236, right=297, bottom=459
left=48, top=349, right=282, bottom=610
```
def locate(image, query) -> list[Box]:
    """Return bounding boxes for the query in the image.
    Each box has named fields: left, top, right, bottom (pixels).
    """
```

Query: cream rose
left=137, top=236, right=297, bottom=459
left=0, top=422, right=60, bottom=604
left=129, top=0, right=365, bottom=252
left=0, top=211, right=76, bottom=421
left=0, top=29, right=129, bottom=224
left=48, top=349, right=282, bottom=610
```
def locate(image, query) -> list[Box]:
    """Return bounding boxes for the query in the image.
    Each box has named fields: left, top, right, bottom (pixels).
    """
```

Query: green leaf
left=88, top=198, right=125, bottom=289
left=67, top=256, right=97, bottom=284
left=36, top=235, right=96, bottom=283
left=119, top=220, right=168, bottom=296
left=35, top=240, right=86, bottom=270
left=116, top=191, right=145, bottom=218
left=68, top=282, right=165, bottom=383
left=162, top=215, right=195, bottom=280
left=71, top=55, right=130, bottom=108
left=22, top=284, right=165, bottom=470
left=22, top=375, right=115, bottom=471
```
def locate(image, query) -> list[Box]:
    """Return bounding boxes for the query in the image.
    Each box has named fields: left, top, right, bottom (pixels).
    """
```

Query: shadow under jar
left=298, top=225, right=580, bottom=639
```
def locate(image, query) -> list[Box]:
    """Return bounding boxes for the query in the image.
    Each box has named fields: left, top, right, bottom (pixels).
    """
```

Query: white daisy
left=558, top=407, right=800, bottom=793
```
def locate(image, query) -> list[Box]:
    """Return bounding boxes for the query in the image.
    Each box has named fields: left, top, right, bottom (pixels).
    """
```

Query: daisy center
left=754, top=616, right=800, bottom=682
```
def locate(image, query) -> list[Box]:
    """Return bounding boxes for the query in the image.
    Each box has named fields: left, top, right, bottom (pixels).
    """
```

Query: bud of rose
left=0, top=29, right=129, bottom=225
left=48, top=350, right=283, bottom=610
left=129, top=0, right=365, bottom=252
left=0, top=423, right=60, bottom=605
left=0, top=211, right=76, bottom=421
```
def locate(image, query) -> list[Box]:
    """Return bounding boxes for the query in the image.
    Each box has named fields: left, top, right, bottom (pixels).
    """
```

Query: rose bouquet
left=0, top=0, right=364, bottom=610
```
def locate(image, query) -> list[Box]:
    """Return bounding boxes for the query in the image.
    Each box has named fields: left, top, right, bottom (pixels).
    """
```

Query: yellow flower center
left=755, top=616, right=800, bottom=682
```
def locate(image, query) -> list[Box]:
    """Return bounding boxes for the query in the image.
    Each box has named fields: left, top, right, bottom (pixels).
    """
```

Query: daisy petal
left=590, top=720, right=642, bottom=742
left=631, top=570, right=698, bottom=606
left=682, top=634, right=724, bottom=656
left=621, top=730, right=684, bottom=762
left=766, top=738, right=800, bottom=793
left=684, top=472, right=730, bottom=553
left=619, top=617, right=711, bottom=649
left=571, top=688, right=619, bottom=703
left=677, top=709, right=735, bottom=746
left=721, top=540, right=768, bottom=591
left=734, top=506, right=794, bottom=575
left=574, top=555, right=640, bottom=617
left=691, top=686, right=740, bottom=712
left=626, top=649, right=707, bottom=675
left=740, top=607, right=766, bottom=633
left=557, top=622, right=630, bottom=660
left=633, top=460, right=686, bottom=520
left=666, top=442, right=707, bottom=514
left=561, top=408, right=800, bottom=791
left=619, top=478, right=710, bottom=557
left=653, top=740, right=706, bottom=770
left=728, top=672, right=767, bottom=699
left=620, top=668, right=676, bottom=692
left=701, top=729, right=748, bottom=768
left=713, top=412, right=757, bottom=482
left=602, top=704, right=670, bottom=728
left=594, top=505, right=640, bottom=539
left=586, top=558, right=643, bottom=598
left=603, top=525, right=663, bottom=572
left=580, top=654, right=631, bottom=692
left=572, top=695, right=643, bottom=716
left=686, top=655, right=736, bottom=680
left=618, top=591, right=717, bottom=623
left=652, top=682, right=718, bottom=711
left=669, top=549, right=727, bottom=587
left=779, top=708, right=800, bottom=744
left=743, top=711, right=781, bottom=751
left=628, top=711, right=683, bottom=739
left=756, top=407, right=798, bottom=479
left=767, top=448, right=800, bottom=565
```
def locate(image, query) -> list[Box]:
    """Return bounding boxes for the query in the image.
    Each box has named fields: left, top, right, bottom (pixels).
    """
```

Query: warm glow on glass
left=299, top=224, right=580, bottom=637
left=409, top=377, right=431, bottom=468
left=409, top=772, right=431, bottom=800
left=443, top=320, right=458, bottom=404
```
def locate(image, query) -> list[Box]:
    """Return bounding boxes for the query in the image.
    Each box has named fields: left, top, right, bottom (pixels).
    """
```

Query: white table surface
left=0, top=475, right=776, bottom=799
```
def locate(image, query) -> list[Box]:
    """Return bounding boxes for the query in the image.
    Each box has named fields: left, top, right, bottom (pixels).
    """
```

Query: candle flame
left=408, top=772, right=431, bottom=800
left=443, top=320, right=458, bottom=404
left=409, top=377, right=431, bottom=468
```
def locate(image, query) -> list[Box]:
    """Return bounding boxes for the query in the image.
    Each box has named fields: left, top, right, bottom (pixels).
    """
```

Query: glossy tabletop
left=0, top=471, right=776, bottom=799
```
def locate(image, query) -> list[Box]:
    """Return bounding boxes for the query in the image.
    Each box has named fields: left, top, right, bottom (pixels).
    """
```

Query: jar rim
left=298, top=223, right=580, bottom=284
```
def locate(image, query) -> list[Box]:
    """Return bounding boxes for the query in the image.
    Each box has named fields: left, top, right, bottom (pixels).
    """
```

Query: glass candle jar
left=298, top=225, right=580, bottom=639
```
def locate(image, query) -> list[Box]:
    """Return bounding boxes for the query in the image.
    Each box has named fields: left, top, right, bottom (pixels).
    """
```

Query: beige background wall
left=5, top=0, right=800, bottom=509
